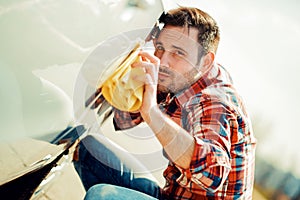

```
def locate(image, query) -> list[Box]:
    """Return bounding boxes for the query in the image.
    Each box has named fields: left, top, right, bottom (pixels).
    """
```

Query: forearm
left=142, top=106, right=195, bottom=169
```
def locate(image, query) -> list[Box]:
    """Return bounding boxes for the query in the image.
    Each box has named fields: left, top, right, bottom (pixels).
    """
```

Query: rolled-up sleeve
left=113, top=108, right=143, bottom=130
left=176, top=97, right=235, bottom=194
left=113, top=91, right=169, bottom=130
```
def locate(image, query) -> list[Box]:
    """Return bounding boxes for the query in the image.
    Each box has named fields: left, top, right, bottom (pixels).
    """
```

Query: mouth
left=159, top=72, right=169, bottom=79
left=158, top=69, right=171, bottom=80
left=158, top=73, right=170, bottom=83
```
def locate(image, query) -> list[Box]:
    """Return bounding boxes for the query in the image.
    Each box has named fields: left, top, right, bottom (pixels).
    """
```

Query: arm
left=133, top=52, right=232, bottom=193
left=146, top=96, right=232, bottom=192
left=143, top=105, right=195, bottom=169
left=131, top=51, right=196, bottom=169
left=176, top=98, right=232, bottom=193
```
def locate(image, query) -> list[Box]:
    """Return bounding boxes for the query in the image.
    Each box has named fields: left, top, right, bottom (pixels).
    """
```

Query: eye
left=155, top=44, right=164, bottom=52
left=176, top=50, right=185, bottom=56
left=173, top=50, right=186, bottom=57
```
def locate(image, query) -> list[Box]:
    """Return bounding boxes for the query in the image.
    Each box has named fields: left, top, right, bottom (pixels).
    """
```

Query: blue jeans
left=73, top=135, right=162, bottom=199
left=84, top=184, right=158, bottom=200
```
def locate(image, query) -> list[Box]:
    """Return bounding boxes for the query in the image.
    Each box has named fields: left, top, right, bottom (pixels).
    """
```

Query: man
left=74, top=7, right=256, bottom=199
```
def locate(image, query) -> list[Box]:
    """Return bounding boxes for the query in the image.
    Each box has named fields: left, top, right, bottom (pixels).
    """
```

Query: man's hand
left=131, top=51, right=160, bottom=123
left=132, top=51, right=194, bottom=169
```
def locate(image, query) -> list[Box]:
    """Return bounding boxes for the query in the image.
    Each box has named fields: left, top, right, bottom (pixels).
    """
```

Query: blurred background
left=0, top=0, right=300, bottom=199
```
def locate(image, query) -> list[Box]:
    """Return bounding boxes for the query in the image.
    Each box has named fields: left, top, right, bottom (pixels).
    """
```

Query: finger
left=138, top=51, right=160, bottom=65
left=141, top=56, right=148, bottom=62
left=144, top=73, right=157, bottom=86
left=132, top=62, right=158, bottom=81
left=132, top=73, right=156, bottom=86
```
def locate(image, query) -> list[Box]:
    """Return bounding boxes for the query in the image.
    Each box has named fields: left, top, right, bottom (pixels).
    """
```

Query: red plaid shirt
left=114, top=63, right=257, bottom=199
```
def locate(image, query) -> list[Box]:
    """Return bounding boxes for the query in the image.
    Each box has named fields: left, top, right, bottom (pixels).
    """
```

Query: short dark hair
left=161, top=7, right=220, bottom=54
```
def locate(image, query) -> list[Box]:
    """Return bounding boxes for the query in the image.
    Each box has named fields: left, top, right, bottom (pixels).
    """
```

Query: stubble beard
left=157, top=67, right=200, bottom=94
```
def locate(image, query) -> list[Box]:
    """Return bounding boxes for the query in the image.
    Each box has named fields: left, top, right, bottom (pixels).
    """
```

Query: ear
left=200, top=52, right=215, bottom=72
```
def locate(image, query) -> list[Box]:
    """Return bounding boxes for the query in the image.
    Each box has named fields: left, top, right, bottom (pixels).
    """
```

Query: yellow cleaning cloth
left=101, top=43, right=145, bottom=112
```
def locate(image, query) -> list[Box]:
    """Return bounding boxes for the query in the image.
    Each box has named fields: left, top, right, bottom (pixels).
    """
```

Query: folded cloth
left=101, top=42, right=145, bottom=112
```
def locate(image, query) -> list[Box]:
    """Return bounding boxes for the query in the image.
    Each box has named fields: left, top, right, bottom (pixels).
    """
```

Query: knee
left=84, top=184, right=119, bottom=200
left=84, top=184, right=158, bottom=200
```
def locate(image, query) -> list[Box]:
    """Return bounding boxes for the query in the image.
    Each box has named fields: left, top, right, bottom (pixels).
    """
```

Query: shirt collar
left=175, top=63, right=220, bottom=106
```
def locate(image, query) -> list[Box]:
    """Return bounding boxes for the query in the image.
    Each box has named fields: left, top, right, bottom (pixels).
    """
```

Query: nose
left=157, top=51, right=171, bottom=68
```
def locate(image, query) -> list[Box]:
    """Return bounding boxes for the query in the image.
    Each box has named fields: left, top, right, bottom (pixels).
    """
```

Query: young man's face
left=154, top=25, right=203, bottom=94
